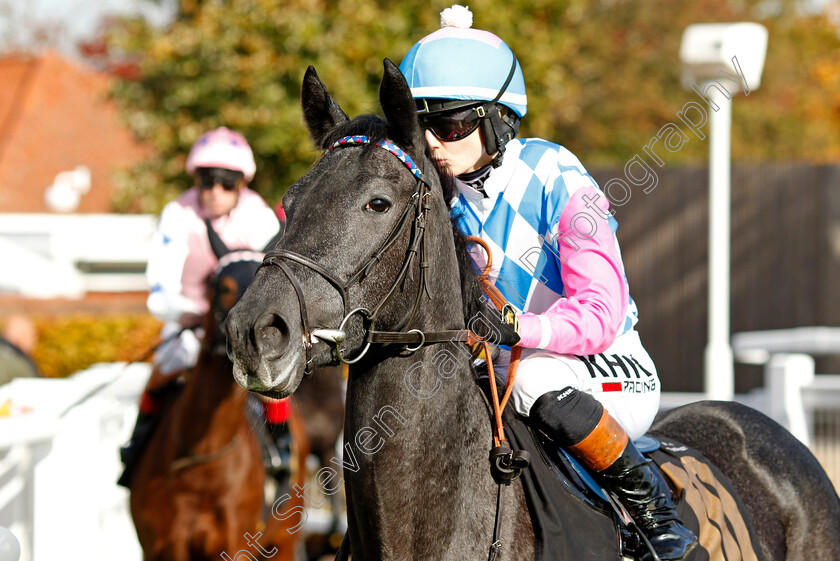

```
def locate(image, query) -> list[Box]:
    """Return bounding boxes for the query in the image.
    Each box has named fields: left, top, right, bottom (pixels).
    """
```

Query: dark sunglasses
left=196, top=167, right=244, bottom=191
left=419, top=106, right=482, bottom=142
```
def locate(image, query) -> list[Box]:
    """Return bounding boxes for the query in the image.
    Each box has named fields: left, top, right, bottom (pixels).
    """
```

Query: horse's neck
left=173, top=349, right=247, bottom=454
left=339, top=202, right=531, bottom=559
left=344, top=346, right=506, bottom=559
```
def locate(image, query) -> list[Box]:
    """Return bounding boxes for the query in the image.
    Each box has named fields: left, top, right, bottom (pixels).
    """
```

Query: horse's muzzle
left=226, top=299, right=301, bottom=394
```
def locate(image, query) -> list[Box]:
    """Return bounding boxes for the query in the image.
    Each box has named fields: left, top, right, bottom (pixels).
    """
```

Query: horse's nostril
left=254, top=312, right=289, bottom=355
left=225, top=315, right=241, bottom=340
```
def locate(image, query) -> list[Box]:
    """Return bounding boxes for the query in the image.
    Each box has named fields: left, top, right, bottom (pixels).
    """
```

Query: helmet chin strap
left=482, top=106, right=520, bottom=168
left=477, top=55, right=520, bottom=168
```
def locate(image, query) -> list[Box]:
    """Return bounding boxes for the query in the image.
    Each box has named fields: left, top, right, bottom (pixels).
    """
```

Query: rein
left=261, top=135, right=527, bottom=560
left=466, top=235, right=529, bottom=561
left=466, top=235, right=524, bottom=444
left=170, top=433, right=243, bottom=472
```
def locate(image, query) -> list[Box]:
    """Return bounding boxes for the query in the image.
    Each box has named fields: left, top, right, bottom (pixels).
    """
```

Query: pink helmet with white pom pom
left=185, top=127, right=256, bottom=182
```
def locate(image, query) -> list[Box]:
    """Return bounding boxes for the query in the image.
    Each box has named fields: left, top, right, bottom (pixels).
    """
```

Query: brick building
left=0, top=51, right=147, bottom=213
left=0, top=52, right=152, bottom=311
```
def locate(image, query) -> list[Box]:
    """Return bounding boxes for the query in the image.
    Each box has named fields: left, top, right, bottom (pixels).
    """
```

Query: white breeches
left=497, top=330, right=660, bottom=440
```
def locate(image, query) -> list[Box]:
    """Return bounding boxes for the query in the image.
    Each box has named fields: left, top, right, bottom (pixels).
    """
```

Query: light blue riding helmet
left=399, top=5, right=526, bottom=164
left=399, top=5, right=527, bottom=118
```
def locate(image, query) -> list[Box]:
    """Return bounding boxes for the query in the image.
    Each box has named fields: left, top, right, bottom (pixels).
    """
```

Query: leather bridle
left=260, top=136, right=469, bottom=375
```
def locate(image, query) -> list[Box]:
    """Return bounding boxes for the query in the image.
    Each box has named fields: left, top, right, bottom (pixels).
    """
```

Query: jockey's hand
left=493, top=304, right=520, bottom=347
left=469, top=304, right=520, bottom=348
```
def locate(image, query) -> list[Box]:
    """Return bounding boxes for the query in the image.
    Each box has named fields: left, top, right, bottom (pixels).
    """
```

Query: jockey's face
left=199, top=180, right=242, bottom=218
left=424, top=126, right=494, bottom=176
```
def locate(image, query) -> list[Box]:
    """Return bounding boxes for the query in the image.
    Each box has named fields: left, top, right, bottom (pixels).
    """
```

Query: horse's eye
left=365, top=198, right=391, bottom=213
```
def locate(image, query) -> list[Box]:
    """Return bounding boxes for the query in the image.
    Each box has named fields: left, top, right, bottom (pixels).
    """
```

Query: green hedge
left=29, top=314, right=162, bottom=379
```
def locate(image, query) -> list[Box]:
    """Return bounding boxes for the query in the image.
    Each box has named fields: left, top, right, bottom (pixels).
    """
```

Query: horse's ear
left=205, top=218, right=230, bottom=259
left=302, top=66, right=349, bottom=148
left=380, top=58, right=425, bottom=153
left=262, top=223, right=284, bottom=253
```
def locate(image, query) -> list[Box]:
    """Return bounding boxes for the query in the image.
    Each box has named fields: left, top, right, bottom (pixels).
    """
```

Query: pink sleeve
left=516, top=185, right=629, bottom=355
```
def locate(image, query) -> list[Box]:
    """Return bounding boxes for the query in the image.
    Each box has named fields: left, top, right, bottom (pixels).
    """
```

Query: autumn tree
left=102, top=0, right=840, bottom=212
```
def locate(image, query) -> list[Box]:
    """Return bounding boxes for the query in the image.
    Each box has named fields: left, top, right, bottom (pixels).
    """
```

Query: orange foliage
left=30, top=314, right=162, bottom=378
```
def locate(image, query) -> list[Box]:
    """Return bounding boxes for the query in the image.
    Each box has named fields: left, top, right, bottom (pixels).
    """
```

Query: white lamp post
left=679, top=23, right=768, bottom=400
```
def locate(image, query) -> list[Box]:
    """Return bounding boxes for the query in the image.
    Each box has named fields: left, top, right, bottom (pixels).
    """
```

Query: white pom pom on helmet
left=185, top=127, right=256, bottom=182
left=399, top=5, right=527, bottom=118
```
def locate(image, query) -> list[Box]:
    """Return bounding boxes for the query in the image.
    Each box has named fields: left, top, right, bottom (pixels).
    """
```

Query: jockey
left=399, top=7, right=696, bottom=560
left=119, top=127, right=289, bottom=485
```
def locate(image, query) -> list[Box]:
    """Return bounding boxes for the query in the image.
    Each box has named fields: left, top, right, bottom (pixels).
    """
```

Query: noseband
left=260, top=136, right=438, bottom=374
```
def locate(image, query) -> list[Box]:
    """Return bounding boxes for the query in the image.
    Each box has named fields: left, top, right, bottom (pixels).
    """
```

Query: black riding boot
left=117, top=409, right=159, bottom=487
left=528, top=388, right=696, bottom=561
left=596, top=441, right=697, bottom=561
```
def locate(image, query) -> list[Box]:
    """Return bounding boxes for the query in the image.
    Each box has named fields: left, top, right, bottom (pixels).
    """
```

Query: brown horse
left=128, top=225, right=306, bottom=561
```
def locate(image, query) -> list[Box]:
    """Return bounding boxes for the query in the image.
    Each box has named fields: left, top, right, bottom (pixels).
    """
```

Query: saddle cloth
left=502, top=409, right=763, bottom=561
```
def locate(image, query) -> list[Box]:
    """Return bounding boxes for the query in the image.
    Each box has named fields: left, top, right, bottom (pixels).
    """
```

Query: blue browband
left=329, top=135, right=425, bottom=182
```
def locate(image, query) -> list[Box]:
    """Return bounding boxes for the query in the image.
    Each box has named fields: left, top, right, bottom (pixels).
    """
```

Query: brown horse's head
left=204, top=219, right=282, bottom=356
